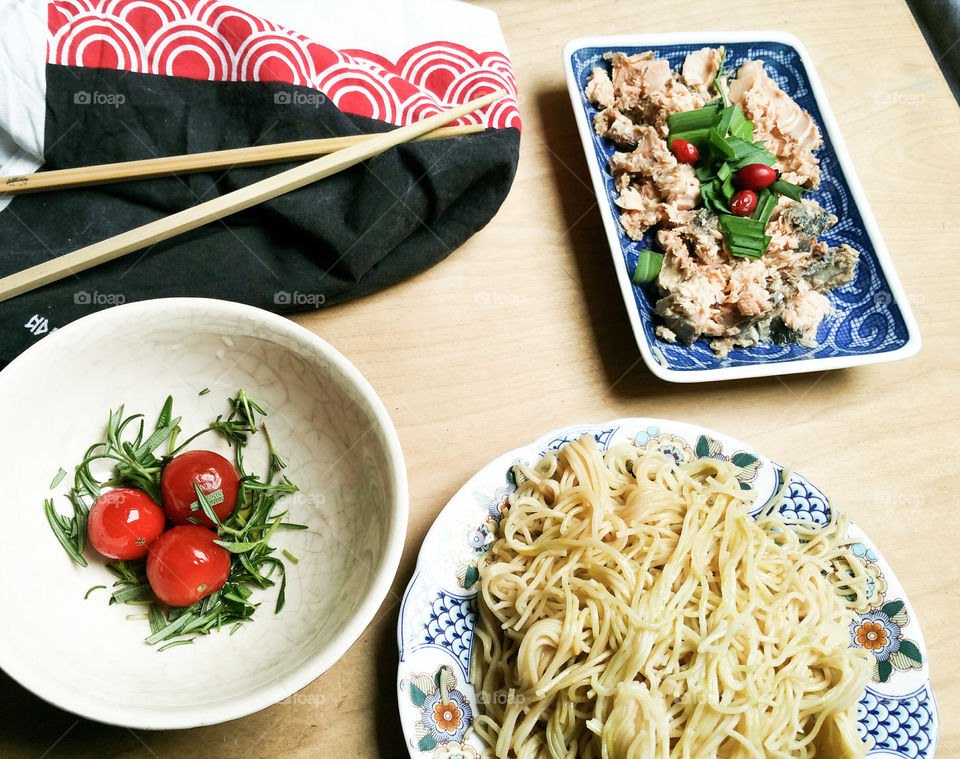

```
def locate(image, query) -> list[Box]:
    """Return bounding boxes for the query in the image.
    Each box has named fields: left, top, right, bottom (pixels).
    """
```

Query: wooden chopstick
left=0, top=89, right=505, bottom=304
left=0, top=124, right=483, bottom=195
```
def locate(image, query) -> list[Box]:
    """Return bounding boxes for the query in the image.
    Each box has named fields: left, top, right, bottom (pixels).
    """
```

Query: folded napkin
left=0, top=0, right=520, bottom=364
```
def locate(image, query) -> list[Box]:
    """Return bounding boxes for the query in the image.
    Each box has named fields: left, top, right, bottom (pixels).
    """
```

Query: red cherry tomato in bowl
left=87, top=488, right=165, bottom=560
left=730, top=189, right=758, bottom=216
left=160, top=450, right=239, bottom=527
left=734, top=163, right=777, bottom=191
left=146, top=525, right=231, bottom=607
left=670, top=138, right=699, bottom=164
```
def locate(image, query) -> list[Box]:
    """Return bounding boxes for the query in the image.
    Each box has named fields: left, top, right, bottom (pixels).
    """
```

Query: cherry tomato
left=670, top=138, right=699, bottom=164
left=730, top=189, right=758, bottom=216
left=87, top=488, right=165, bottom=560
left=146, top=525, right=231, bottom=607
left=160, top=450, right=239, bottom=527
left=734, top=163, right=777, bottom=191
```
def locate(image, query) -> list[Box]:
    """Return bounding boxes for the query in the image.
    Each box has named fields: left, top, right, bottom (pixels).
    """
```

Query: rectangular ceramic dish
left=563, top=32, right=921, bottom=382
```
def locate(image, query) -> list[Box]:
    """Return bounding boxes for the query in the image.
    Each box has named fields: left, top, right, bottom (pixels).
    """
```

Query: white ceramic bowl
left=0, top=298, right=408, bottom=729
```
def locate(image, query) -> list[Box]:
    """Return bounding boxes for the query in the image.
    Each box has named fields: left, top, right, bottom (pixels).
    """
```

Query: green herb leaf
left=44, top=498, right=87, bottom=567
left=668, top=128, right=710, bottom=150
left=49, top=468, right=67, bottom=490
left=156, top=396, right=174, bottom=430
left=189, top=487, right=224, bottom=512
left=770, top=178, right=808, bottom=202
left=632, top=249, right=664, bottom=284
left=714, top=47, right=728, bottom=106
left=192, top=482, right=222, bottom=527
left=667, top=107, right=717, bottom=133
left=45, top=389, right=301, bottom=653
left=158, top=638, right=195, bottom=652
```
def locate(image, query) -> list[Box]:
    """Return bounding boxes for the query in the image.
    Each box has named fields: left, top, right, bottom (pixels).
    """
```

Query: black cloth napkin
left=0, top=64, right=519, bottom=365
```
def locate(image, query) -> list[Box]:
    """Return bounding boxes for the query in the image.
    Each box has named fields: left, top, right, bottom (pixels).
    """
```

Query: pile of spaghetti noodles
left=471, top=435, right=872, bottom=759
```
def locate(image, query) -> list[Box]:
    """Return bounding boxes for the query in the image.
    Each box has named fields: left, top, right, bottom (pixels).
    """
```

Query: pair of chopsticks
left=0, top=89, right=505, bottom=303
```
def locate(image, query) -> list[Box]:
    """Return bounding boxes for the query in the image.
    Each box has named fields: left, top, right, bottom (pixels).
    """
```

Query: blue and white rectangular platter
left=563, top=32, right=921, bottom=382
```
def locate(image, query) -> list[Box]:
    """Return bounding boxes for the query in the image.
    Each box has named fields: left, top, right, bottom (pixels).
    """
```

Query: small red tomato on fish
left=734, top=163, right=777, bottom=191
left=670, top=138, right=699, bottom=165
left=730, top=190, right=758, bottom=216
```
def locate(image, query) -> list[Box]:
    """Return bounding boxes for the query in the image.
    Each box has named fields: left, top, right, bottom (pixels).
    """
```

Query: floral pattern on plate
left=397, top=419, right=938, bottom=758
left=400, top=665, right=477, bottom=756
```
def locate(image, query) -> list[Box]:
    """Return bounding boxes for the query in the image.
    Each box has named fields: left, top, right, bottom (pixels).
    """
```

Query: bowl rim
left=561, top=31, right=922, bottom=382
left=0, top=296, right=409, bottom=729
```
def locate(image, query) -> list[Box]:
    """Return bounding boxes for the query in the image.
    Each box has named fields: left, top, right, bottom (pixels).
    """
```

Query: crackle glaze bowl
left=0, top=297, right=408, bottom=729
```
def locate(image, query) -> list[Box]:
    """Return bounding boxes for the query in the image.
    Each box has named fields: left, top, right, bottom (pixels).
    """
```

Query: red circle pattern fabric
left=47, top=0, right=521, bottom=130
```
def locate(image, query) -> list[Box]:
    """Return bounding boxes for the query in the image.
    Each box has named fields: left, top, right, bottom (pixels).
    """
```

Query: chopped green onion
left=667, top=108, right=718, bottom=133
left=731, top=151, right=777, bottom=170
left=720, top=175, right=736, bottom=203
left=714, top=48, right=728, bottom=107
left=724, top=137, right=761, bottom=160
left=713, top=105, right=736, bottom=137
left=632, top=249, right=664, bottom=284
left=753, top=190, right=778, bottom=225
left=720, top=215, right=767, bottom=239
left=668, top=128, right=711, bottom=150
left=730, top=118, right=754, bottom=141
left=728, top=246, right=764, bottom=260
left=708, top=128, right=736, bottom=160
left=85, top=585, right=106, bottom=599
left=694, top=164, right=713, bottom=181
left=770, top=178, right=807, bottom=202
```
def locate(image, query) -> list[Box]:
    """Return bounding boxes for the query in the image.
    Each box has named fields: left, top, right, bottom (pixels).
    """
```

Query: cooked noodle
left=471, top=435, right=872, bottom=759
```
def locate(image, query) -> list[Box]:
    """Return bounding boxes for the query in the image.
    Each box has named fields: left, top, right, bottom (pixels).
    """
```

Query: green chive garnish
left=632, top=249, right=664, bottom=284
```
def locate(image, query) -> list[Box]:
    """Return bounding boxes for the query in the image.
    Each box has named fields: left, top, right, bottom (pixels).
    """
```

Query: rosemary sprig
left=43, top=390, right=301, bottom=648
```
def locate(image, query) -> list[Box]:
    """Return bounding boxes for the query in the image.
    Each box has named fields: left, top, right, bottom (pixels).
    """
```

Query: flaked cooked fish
left=585, top=47, right=861, bottom=357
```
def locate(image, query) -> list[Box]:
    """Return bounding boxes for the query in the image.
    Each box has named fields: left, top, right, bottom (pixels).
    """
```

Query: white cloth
left=0, top=0, right=46, bottom=210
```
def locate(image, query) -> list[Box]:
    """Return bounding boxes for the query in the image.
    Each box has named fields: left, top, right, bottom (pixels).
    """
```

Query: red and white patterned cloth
left=0, top=0, right=520, bottom=208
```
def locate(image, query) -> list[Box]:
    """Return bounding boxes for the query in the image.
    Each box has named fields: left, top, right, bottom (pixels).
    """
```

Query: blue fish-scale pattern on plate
left=415, top=590, right=477, bottom=678
left=859, top=685, right=938, bottom=758
left=538, top=425, right=620, bottom=456
left=569, top=42, right=911, bottom=371
left=778, top=471, right=833, bottom=525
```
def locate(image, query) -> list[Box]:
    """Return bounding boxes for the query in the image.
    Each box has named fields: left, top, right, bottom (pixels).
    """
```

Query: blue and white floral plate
left=562, top=33, right=921, bottom=382
left=397, top=419, right=937, bottom=758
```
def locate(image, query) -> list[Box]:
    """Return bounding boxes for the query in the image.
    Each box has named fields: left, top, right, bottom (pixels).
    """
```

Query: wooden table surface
left=2, top=1, right=957, bottom=757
